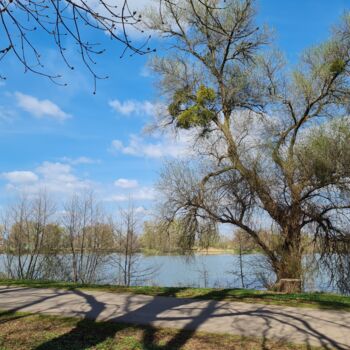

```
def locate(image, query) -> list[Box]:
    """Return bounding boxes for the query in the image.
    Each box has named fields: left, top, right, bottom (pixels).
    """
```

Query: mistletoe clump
left=168, top=85, right=216, bottom=129
left=329, top=58, right=346, bottom=75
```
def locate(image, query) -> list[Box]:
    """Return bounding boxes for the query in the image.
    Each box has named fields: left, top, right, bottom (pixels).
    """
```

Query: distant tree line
left=0, top=193, right=315, bottom=259
left=140, top=219, right=221, bottom=254
left=0, top=197, right=238, bottom=258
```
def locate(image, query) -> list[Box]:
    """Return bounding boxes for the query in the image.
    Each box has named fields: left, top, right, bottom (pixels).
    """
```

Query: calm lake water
left=102, top=253, right=336, bottom=292
left=0, top=253, right=336, bottom=292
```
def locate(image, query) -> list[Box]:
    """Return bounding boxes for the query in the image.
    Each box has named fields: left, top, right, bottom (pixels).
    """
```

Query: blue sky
left=0, top=0, right=348, bottom=213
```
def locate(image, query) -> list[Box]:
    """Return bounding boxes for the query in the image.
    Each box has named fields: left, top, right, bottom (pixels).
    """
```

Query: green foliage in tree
left=298, top=120, right=350, bottom=185
left=168, top=85, right=217, bottom=129
left=330, top=58, right=346, bottom=74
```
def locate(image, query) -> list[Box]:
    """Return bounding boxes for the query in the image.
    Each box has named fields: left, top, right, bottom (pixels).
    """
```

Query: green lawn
left=1, top=279, right=350, bottom=311
left=0, top=310, right=320, bottom=350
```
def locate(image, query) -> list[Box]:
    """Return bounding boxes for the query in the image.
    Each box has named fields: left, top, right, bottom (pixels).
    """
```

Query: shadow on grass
left=0, top=309, right=30, bottom=325
left=1, top=310, right=276, bottom=350
left=34, top=318, right=130, bottom=350
left=32, top=318, right=223, bottom=350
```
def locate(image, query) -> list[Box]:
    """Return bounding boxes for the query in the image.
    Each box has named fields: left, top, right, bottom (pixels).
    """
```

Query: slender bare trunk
left=238, top=236, right=245, bottom=289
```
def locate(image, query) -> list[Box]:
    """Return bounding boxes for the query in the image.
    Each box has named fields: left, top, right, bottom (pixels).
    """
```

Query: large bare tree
left=0, top=0, right=152, bottom=90
left=148, top=0, right=350, bottom=292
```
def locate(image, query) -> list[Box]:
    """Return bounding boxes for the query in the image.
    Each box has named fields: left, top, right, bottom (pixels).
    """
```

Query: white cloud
left=109, top=99, right=160, bottom=117
left=2, top=171, right=38, bottom=184
left=134, top=187, right=156, bottom=200
left=114, top=178, right=139, bottom=189
left=36, top=162, right=92, bottom=193
left=110, top=132, right=192, bottom=159
left=37, top=162, right=75, bottom=182
left=3, top=162, right=92, bottom=195
left=15, top=92, right=71, bottom=121
left=2, top=160, right=157, bottom=206
left=135, top=206, right=149, bottom=215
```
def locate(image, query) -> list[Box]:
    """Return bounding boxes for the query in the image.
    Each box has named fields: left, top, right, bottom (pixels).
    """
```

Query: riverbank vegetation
left=1, top=280, right=350, bottom=311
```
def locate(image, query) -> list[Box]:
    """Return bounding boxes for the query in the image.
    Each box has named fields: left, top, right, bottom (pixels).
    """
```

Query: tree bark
left=275, top=224, right=302, bottom=293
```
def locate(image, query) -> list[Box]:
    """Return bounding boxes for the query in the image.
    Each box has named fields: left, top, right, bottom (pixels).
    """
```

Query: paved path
left=0, top=286, right=349, bottom=349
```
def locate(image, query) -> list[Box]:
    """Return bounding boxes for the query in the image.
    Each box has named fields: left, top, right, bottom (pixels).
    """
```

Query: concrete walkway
left=0, top=286, right=349, bottom=349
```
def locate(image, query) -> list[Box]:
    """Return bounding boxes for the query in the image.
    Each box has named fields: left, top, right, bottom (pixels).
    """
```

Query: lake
left=0, top=253, right=337, bottom=292
left=101, top=253, right=336, bottom=292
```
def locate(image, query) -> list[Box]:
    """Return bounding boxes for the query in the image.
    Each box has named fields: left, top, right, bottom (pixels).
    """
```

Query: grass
left=1, top=279, right=350, bottom=311
left=0, top=310, right=320, bottom=350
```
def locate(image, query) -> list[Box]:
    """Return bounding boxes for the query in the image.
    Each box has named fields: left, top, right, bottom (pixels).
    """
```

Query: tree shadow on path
left=1, top=287, right=347, bottom=350
left=32, top=289, right=220, bottom=350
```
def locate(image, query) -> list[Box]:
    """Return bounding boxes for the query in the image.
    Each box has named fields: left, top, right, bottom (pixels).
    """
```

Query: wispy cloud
left=107, top=186, right=156, bottom=202
left=60, top=156, right=101, bottom=165
left=0, top=106, right=16, bottom=123
left=140, top=65, right=152, bottom=78
left=109, top=99, right=164, bottom=117
left=15, top=92, right=71, bottom=121
left=110, top=132, right=192, bottom=159
left=114, top=178, right=139, bottom=189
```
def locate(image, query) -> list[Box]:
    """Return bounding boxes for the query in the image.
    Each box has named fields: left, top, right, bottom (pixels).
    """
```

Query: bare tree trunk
left=238, top=235, right=245, bottom=289
left=274, top=223, right=302, bottom=292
